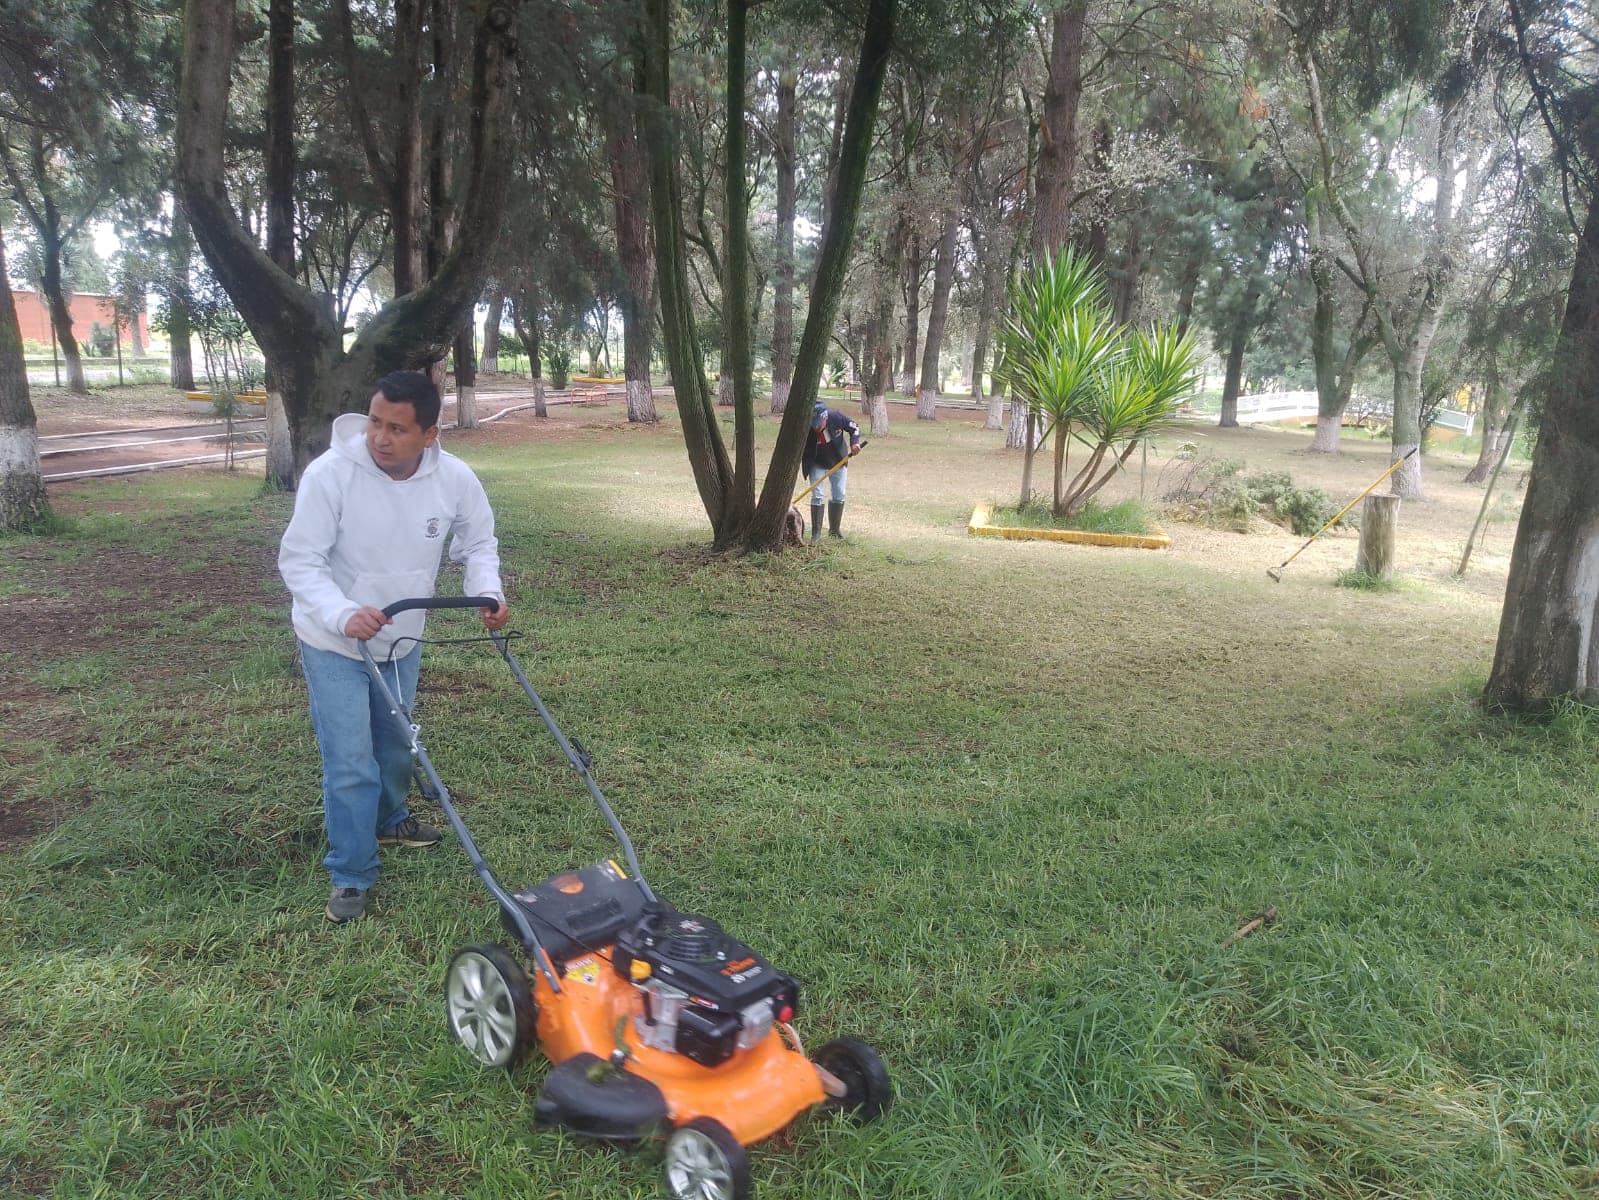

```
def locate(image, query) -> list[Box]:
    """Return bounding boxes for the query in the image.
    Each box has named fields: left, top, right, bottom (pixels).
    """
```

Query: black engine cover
left=615, top=909, right=796, bottom=1012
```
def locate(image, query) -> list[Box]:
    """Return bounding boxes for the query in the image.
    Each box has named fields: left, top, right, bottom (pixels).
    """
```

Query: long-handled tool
left=791, top=440, right=867, bottom=508
left=1266, top=446, right=1417, bottom=582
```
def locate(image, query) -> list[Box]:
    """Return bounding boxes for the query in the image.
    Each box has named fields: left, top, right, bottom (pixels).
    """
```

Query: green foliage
left=996, top=251, right=1202, bottom=517
left=545, top=343, right=572, bottom=390
left=1336, top=567, right=1400, bottom=591
left=1164, top=456, right=1338, bottom=535
left=996, top=498, right=1158, bottom=535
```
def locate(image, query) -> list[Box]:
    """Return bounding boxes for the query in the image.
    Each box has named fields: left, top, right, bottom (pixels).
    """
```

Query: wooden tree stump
left=1356, top=494, right=1400, bottom=578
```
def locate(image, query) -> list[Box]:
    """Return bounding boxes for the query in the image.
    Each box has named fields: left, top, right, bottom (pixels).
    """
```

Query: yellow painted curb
left=967, top=503, right=1171, bottom=550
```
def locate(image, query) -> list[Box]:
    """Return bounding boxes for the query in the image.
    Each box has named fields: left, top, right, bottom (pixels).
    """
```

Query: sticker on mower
left=564, top=955, right=600, bottom=985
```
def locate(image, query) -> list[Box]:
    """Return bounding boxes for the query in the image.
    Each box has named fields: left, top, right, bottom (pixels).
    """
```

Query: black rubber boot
left=828, top=501, right=845, bottom=538
left=810, top=504, right=825, bottom=544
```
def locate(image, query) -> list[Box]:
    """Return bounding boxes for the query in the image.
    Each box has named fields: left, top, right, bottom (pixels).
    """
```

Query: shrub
left=1163, top=456, right=1340, bottom=535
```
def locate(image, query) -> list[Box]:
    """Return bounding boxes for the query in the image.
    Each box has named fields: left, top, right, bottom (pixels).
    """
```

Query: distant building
left=10, top=288, right=150, bottom=350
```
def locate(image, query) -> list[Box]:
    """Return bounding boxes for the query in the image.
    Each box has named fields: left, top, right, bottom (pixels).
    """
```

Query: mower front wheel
left=662, top=1116, right=750, bottom=1200
left=814, top=1037, right=892, bottom=1122
left=444, top=944, right=536, bottom=1069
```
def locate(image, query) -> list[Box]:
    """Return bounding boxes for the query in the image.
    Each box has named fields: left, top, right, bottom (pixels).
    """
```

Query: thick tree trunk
left=916, top=212, right=958, bottom=420
left=985, top=389, right=1005, bottom=430
left=1218, top=317, right=1247, bottom=428
left=0, top=219, right=48, bottom=531
left=863, top=302, right=891, bottom=437
left=263, top=0, right=297, bottom=489
left=608, top=92, right=658, bottom=423
left=1306, top=202, right=1344, bottom=454
left=1174, top=248, right=1202, bottom=338
left=167, top=212, right=196, bottom=391
left=770, top=63, right=797, bottom=414
left=1389, top=354, right=1424, bottom=498
left=128, top=309, right=145, bottom=357
left=1486, top=198, right=1599, bottom=708
left=179, top=0, right=520, bottom=475
left=1007, top=396, right=1033, bottom=449
left=454, top=325, right=477, bottom=428
left=898, top=234, right=920, bottom=394
left=1030, top=4, right=1086, bottom=261
left=1465, top=370, right=1512, bottom=484
left=479, top=290, right=503, bottom=372
left=1356, top=494, right=1399, bottom=578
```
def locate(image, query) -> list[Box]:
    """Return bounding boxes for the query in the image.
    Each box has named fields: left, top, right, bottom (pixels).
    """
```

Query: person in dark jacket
left=802, top=400, right=861, bottom=543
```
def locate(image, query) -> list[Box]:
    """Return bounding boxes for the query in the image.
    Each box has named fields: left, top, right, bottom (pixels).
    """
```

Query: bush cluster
left=1162, top=455, right=1341, bottom=535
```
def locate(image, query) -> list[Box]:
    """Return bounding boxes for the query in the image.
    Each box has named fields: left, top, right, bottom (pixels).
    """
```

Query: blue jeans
left=299, top=640, right=422, bottom=889
left=808, top=462, right=847, bottom=504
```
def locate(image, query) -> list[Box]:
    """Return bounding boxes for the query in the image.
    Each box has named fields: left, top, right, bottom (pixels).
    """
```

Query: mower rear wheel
left=662, top=1116, right=749, bottom=1200
left=444, top=944, right=536, bottom=1069
left=814, top=1037, right=892, bottom=1122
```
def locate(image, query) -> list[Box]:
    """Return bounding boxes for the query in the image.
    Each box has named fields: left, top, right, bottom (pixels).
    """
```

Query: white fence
left=1230, top=390, right=1474, bottom=435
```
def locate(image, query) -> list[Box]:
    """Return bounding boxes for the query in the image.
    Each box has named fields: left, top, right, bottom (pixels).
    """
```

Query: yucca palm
left=997, top=251, right=1202, bottom=517
left=994, top=250, right=1110, bottom=510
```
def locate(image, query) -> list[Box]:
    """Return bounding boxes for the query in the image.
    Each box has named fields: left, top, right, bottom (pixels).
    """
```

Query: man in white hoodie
left=279, top=370, right=510, bottom=923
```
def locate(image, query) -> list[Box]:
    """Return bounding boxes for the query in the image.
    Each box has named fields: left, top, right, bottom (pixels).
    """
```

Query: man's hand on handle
left=482, top=600, right=511, bottom=632
left=344, top=606, right=393, bottom=640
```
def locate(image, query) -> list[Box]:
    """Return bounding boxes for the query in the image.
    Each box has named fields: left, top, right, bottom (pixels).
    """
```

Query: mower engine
left=614, top=909, right=800, bottom=1068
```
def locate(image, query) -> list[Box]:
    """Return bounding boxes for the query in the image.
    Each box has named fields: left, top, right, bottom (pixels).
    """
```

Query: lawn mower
left=358, top=597, right=891, bottom=1200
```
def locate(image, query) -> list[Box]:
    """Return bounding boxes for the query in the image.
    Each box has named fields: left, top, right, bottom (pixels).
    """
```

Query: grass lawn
left=2, top=402, right=1595, bottom=1199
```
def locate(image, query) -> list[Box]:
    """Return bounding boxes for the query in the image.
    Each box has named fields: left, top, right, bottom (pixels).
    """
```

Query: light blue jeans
left=299, top=640, right=422, bottom=890
left=808, top=462, right=847, bottom=504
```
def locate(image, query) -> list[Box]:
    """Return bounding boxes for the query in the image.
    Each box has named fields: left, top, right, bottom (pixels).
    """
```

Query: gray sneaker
left=325, top=886, right=368, bottom=924
left=378, top=816, right=442, bottom=848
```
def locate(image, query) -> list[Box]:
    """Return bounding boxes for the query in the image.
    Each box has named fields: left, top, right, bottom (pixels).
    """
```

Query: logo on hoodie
left=425, top=517, right=441, bottom=539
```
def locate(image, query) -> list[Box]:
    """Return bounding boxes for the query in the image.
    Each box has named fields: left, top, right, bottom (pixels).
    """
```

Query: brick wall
left=11, top=289, right=151, bottom=349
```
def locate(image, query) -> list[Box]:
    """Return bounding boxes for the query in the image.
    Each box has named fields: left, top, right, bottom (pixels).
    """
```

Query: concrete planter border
left=967, top=503, right=1171, bottom=550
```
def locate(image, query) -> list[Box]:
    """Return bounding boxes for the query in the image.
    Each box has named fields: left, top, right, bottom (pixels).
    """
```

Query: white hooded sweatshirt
left=278, top=412, right=505, bottom=660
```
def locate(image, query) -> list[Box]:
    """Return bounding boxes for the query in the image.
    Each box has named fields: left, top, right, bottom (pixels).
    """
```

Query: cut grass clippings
left=2, top=410, right=1597, bottom=1199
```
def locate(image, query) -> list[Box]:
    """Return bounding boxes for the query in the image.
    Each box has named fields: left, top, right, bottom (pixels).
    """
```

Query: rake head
left=1266, top=567, right=1283, bottom=582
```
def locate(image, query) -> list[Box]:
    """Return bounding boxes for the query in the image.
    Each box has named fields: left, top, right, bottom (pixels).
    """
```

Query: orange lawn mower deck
left=359, top=597, right=890, bottom=1200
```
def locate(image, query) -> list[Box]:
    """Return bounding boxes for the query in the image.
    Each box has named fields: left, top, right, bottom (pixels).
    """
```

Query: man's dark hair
left=375, top=370, right=442, bottom=430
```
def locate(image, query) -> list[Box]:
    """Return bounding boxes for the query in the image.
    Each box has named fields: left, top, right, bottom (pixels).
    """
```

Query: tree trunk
left=179, top=0, right=520, bottom=476
left=1174, top=248, right=1202, bottom=338
left=898, top=233, right=920, bottom=393
left=916, top=211, right=958, bottom=420
left=1389, top=352, right=1424, bottom=498
left=1356, top=494, right=1399, bottom=578
left=479, top=290, right=503, bottom=372
left=1465, top=369, right=1512, bottom=484
left=863, top=299, right=892, bottom=437
left=1110, top=219, right=1144, bottom=326
left=969, top=229, right=1001, bottom=402
left=1007, top=396, right=1032, bottom=449
left=263, top=0, right=297, bottom=489
left=1485, top=194, right=1599, bottom=710
left=770, top=63, right=797, bottom=414
left=1218, top=317, right=1247, bottom=428
left=128, top=308, right=145, bottom=356
left=742, top=0, right=895, bottom=548
left=167, top=212, right=196, bottom=391
left=454, top=325, right=477, bottom=427
left=608, top=92, right=658, bottom=423
left=0, top=218, right=48, bottom=531
left=1030, top=3, right=1086, bottom=261
left=39, top=220, right=87, bottom=395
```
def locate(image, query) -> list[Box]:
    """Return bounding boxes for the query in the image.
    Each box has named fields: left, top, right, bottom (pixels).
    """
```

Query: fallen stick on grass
left=1221, top=905, right=1279, bottom=949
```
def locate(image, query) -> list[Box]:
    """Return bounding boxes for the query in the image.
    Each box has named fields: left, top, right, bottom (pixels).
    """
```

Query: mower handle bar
left=381, top=595, right=502, bottom=618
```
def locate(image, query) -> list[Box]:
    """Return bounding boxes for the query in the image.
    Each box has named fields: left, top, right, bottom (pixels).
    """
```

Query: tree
left=997, top=250, right=1201, bottom=517
left=1484, top=0, right=1599, bottom=709
left=640, top=0, right=896, bottom=550
left=175, top=0, right=522, bottom=477
left=0, top=212, right=47, bottom=530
